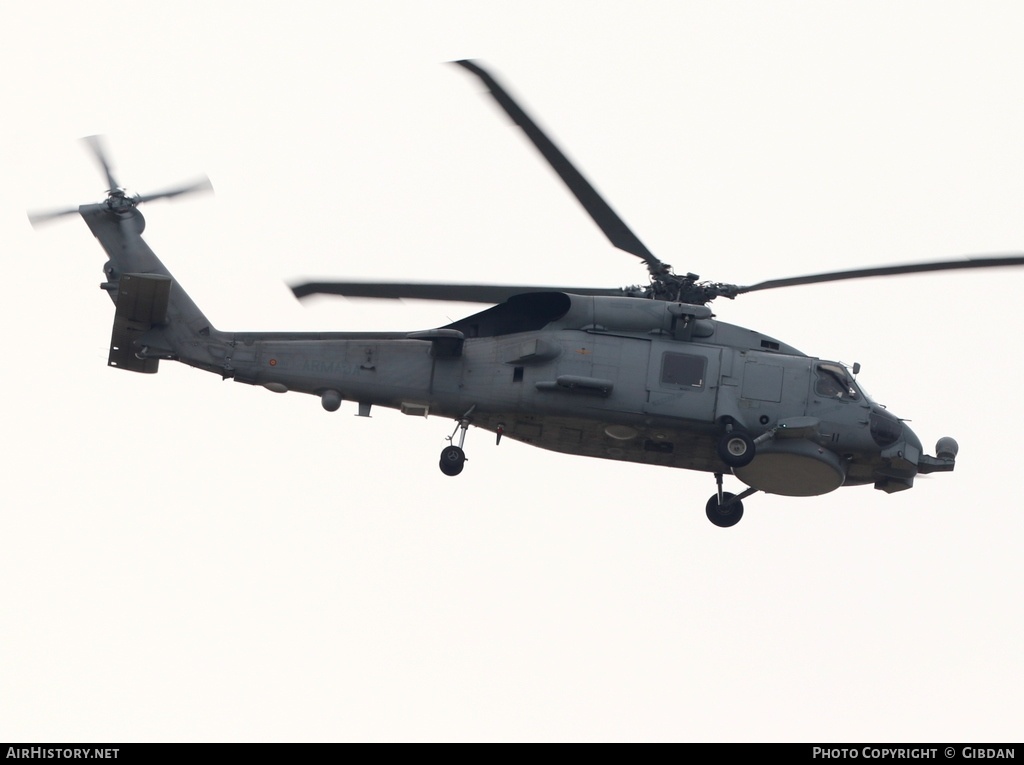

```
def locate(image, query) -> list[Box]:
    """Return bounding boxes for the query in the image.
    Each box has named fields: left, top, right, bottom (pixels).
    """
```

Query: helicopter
left=29, top=60, right=1024, bottom=527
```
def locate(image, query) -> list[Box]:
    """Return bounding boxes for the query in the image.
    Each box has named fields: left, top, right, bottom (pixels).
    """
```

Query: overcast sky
left=3, top=0, right=1022, bottom=743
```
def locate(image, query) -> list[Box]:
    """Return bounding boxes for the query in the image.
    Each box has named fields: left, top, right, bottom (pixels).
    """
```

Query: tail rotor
left=28, top=135, right=212, bottom=228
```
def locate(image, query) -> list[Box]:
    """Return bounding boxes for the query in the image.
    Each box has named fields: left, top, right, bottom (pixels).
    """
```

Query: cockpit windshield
left=815, top=362, right=860, bottom=401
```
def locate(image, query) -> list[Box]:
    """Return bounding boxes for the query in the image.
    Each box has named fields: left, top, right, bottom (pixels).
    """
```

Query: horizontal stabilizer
left=108, top=273, right=171, bottom=373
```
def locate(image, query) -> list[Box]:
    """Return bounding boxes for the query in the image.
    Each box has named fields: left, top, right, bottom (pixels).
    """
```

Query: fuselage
left=222, top=291, right=923, bottom=496
left=81, top=204, right=948, bottom=501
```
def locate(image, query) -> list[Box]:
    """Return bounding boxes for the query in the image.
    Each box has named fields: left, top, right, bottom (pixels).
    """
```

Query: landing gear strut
left=705, top=472, right=758, bottom=527
left=439, top=408, right=474, bottom=477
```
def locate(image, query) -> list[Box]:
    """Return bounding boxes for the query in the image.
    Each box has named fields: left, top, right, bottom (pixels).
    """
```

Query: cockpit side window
left=815, top=363, right=859, bottom=400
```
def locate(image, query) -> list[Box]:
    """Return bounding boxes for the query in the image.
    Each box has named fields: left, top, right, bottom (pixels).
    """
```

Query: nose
left=868, top=407, right=958, bottom=487
left=869, top=407, right=904, bottom=447
left=872, top=412, right=922, bottom=494
left=901, top=422, right=923, bottom=462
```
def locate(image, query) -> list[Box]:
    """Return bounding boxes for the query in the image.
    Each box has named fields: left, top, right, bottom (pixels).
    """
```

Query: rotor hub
left=646, top=271, right=741, bottom=305
left=104, top=189, right=138, bottom=214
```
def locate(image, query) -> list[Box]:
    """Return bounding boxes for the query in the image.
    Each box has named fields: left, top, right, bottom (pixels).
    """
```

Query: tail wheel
left=439, top=445, right=466, bottom=476
left=706, top=493, right=744, bottom=527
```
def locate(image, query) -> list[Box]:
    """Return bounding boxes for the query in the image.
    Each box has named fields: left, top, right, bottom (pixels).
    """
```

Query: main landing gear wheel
left=439, top=445, right=466, bottom=476
left=717, top=431, right=755, bottom=467
left=706, top=492, right=744, bottom=528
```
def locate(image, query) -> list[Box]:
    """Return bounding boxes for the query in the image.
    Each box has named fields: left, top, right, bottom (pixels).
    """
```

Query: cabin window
left=661, top=352, right=706, bottom=389
left=815, top=363, right=859, bottom=400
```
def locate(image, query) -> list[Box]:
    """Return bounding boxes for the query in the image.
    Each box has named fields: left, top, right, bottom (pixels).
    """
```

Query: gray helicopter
left=30, top=61, right=1024, bottom=526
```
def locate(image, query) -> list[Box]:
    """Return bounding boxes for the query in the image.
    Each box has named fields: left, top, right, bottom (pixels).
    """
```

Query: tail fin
left=82, top=205, right=226, bottom=376
left=107, top=273, right=171, bottom=373
left=31, top=136, right=223, bottom=375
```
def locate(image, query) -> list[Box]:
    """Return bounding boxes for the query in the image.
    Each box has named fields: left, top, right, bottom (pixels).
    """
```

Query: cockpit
left=813, top=361, right=906, bottom=447
left=814, top=362, right=860, bottom=400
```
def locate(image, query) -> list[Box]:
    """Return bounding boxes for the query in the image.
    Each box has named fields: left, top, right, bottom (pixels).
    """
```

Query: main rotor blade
left=735, top=254, right=1024, bottom=295
left=82, top=135, right=120, bottom=192
left=454, top=60, right=668, bottom=275
left=291, top=280, right=630, bottom=303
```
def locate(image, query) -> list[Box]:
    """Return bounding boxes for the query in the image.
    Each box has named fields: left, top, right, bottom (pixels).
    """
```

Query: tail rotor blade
left=28, top=206, right=81, bottom=228
left=136, top=176, right=213, bottom=204
left=82, top=135, right=120, bottom=191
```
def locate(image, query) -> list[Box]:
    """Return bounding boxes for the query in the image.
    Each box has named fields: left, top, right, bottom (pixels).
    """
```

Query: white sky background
left=2, top=0, right=1022, bottom=743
